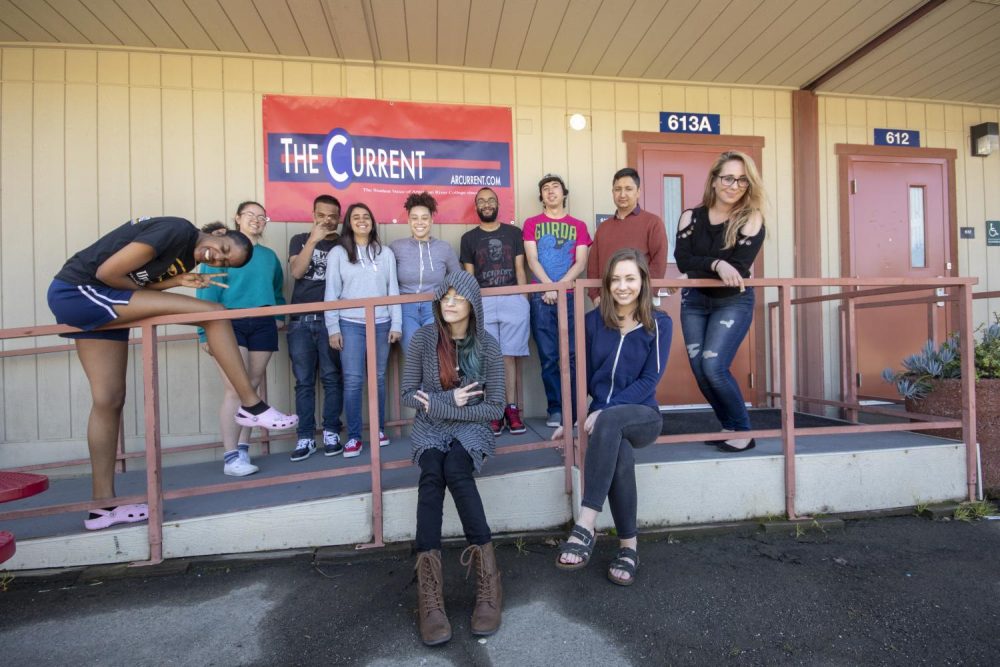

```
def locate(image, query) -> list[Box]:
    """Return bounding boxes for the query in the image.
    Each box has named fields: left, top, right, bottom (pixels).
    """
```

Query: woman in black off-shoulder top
left=674, top=151, right=766, bottom=453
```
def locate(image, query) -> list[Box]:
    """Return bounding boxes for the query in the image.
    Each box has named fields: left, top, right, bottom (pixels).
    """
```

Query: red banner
left=262, top=95, right=514, bottom=223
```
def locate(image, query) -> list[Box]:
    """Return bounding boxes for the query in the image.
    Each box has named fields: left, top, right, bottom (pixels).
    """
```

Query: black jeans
left=581, top=404, right=663, bottom=540
left=415, top=442, right=491, bottom=551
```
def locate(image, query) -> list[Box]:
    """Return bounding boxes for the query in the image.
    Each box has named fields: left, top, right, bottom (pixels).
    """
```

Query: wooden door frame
left=835, top=144, right=958, bottom=279
left=623, top=131, right=767, bottom=406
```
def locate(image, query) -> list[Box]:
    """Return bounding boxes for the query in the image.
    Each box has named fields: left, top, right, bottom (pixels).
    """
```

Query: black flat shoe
left=717, top=438, right=756, bottom=453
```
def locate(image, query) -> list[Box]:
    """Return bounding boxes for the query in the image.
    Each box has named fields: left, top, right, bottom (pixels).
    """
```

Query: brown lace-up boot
left=415, top=550, right=452, bottom=646
left=460, top=542, right=503, bottom=636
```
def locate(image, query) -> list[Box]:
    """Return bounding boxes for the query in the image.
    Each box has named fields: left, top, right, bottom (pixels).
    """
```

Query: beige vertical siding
left=1, top=45, right=798, bottom=467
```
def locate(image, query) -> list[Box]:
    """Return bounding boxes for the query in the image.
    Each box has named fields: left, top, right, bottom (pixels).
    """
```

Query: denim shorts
left=231, top=316, right=279, bottom=352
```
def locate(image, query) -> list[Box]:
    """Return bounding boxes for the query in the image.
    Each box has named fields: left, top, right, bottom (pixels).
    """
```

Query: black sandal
left=717, top=438, right=756, bottom=453
left=555, top=524, right=595, bottom=571
left=607, top=547, right=639, bottom=586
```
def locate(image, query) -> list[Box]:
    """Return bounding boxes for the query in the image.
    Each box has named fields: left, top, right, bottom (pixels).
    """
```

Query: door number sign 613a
left=874, top=128, right=921, bottom=147
left=659, top=112, right=721, bottom=135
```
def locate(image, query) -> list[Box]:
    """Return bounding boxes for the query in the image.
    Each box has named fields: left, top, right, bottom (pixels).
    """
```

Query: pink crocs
left=234, top=405, right=298, bottom=430
left=83, top=503, right=149, bottom=531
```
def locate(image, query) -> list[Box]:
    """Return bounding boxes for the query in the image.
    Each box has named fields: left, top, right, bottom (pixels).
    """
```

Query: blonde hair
left=701, top=151, right=766, bottom=249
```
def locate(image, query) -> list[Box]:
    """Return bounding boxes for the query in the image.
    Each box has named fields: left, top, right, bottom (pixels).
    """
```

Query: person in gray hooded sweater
left=390, top=192, right=461, bottom=353
left=401, top=270, right=505, bottom=646
left=325, top=202, right=402, bottom=457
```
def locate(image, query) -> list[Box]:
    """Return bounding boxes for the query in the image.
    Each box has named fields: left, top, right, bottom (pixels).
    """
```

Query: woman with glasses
left=325, top=202, right=402, bottom=457
left=403, top=270, right=505, bottom=645
left=389, top=192, right=460, bottom=353
left=674, top=151, right=766, bottom=452
left=198, top=201, right=287, bottom=476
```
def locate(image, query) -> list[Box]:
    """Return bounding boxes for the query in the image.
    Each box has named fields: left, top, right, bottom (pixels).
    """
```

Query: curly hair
left=404, top=191, right=437, bottom=215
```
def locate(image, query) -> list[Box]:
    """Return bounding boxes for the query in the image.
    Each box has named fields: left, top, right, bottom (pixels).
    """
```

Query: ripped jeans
left=680, top=287, right=755, bottom=431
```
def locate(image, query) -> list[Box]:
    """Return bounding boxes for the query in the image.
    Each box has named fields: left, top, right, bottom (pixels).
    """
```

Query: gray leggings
left=581, top=404, right=663, bottom=540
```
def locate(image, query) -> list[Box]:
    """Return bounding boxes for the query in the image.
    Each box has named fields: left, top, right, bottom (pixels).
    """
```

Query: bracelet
left=711, top=260, right=720, bottom=272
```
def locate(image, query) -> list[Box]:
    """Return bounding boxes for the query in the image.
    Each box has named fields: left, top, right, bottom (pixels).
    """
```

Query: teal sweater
left=196, top=244, right=285, bottom=343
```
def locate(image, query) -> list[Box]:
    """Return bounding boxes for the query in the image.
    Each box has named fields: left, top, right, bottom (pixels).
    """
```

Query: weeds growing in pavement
left=954, top=499, right=998, bottom=522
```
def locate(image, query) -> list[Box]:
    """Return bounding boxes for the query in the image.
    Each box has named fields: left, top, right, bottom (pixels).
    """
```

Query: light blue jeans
left=340, top=320, right=390, bottom=441
left=401, top=300, right=435, bottom=354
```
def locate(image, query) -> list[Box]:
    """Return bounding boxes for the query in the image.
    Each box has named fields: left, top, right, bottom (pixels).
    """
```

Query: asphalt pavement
left=2, top=514, right=999, bottom=666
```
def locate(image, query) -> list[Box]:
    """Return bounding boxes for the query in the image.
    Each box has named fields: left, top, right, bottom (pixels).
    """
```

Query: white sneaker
left=224, top=456, right=259, bottom=477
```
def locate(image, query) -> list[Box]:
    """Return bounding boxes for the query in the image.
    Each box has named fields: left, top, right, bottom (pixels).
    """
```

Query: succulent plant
left=884, top=314, right=1000, bottom=399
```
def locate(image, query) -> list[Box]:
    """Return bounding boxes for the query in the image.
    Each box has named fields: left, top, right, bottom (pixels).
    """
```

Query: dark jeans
left=287, top=317, right=343, bottom=439
left=680, top=287, right=755, bottom=432
left=581, top=404, right=662, bottom=540
left=340, top=320, right=390, bottom=441
left=530, top=292, right=577, bottom=418
left=415, top=443, right=491, bottom=551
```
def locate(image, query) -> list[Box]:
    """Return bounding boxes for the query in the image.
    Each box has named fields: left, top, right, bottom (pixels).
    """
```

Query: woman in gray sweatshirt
left=390, top=192, right=460, bottom=353
left=324, top=202, right=402, bottom=457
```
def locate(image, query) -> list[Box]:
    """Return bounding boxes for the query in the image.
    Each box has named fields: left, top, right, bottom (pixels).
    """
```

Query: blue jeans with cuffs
left=287, top=316, right=343, bottom=440
left=340, top=319, right=390, bottom=441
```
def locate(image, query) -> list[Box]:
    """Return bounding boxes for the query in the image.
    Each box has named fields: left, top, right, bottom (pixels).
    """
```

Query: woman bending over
left=47, top=215, right=297, bottom=530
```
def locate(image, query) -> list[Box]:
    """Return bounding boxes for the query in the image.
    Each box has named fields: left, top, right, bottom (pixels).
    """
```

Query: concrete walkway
left=2, top=514, right=999, bottom=665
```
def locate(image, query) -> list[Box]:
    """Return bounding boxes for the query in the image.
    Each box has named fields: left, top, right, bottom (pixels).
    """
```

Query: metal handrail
left=0, top=276, right=982, bottom=565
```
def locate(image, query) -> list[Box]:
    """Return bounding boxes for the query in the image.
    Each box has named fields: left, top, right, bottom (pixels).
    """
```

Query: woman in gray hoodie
left=324, top=203, right=402, bottom=457
left=401, top=270, right=505, bottom=646
left=390, top=192, right=460, bottom=353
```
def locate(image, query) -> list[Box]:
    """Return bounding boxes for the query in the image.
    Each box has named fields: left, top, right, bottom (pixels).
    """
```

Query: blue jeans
left=680, top=288, right=755, bottom=431
left=340, top=319, right=390, bottom=441
left=401, top=300, right=435, bottom=354
left=530, top=292, right=576, bottom=418
left=287, top=317, right=343, bottom=439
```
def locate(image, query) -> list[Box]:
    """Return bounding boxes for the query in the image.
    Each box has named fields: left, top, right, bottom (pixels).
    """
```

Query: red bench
left=0, top=471, right=50, bottom=565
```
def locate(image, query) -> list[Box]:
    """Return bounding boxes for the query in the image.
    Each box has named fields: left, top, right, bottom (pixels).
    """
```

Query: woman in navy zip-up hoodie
left=553, top=248, right=671, bottom=586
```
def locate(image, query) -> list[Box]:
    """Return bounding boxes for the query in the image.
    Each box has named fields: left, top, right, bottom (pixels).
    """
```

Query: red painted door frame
left=624, top=131, right=767, bottom=406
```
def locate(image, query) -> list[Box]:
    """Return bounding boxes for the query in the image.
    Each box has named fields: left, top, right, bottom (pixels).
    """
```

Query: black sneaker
left=323, top=431, right=343, bottom=456
left=291, top=438, right=316, bottom=461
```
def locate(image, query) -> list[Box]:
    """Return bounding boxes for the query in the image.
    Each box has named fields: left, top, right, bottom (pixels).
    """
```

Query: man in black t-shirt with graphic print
left=459, top=188, right=529, bottom=435
left=287, top=195, right=345, bottom=462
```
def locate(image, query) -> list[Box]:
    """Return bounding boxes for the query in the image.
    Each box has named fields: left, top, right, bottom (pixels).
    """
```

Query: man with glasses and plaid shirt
left=287, top=194, right=346, bottom=461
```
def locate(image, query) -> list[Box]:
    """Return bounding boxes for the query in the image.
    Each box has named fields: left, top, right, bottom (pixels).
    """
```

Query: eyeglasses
left=443, top=294, right=468, bottom=306
left=717, top=175, right=750, bottom=190
left=475, top=197, right=498, bottom=206
left=241, top=211, right=270, bottom=222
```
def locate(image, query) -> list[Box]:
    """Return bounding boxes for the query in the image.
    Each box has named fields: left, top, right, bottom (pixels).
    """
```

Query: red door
left=635, top=141, right=763, bottom=407
left=845, top=155, right=952, bottom=400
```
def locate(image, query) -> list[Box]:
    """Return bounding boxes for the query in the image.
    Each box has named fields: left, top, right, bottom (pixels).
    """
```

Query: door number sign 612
left=874, top=128, right=921, bottom=147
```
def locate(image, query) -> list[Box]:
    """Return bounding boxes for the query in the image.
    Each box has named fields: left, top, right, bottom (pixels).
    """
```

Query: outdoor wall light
left=568, top=113, right=588, bottom=131
left=970, top=122, right=998, bottom=157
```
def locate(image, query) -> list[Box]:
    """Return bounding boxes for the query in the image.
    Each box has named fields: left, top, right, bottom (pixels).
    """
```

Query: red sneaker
left=505, top=404, right=526, bottom=434
left=343, top=438, right=363, bottom=458
left=489, top=418, right=504, bottom=435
